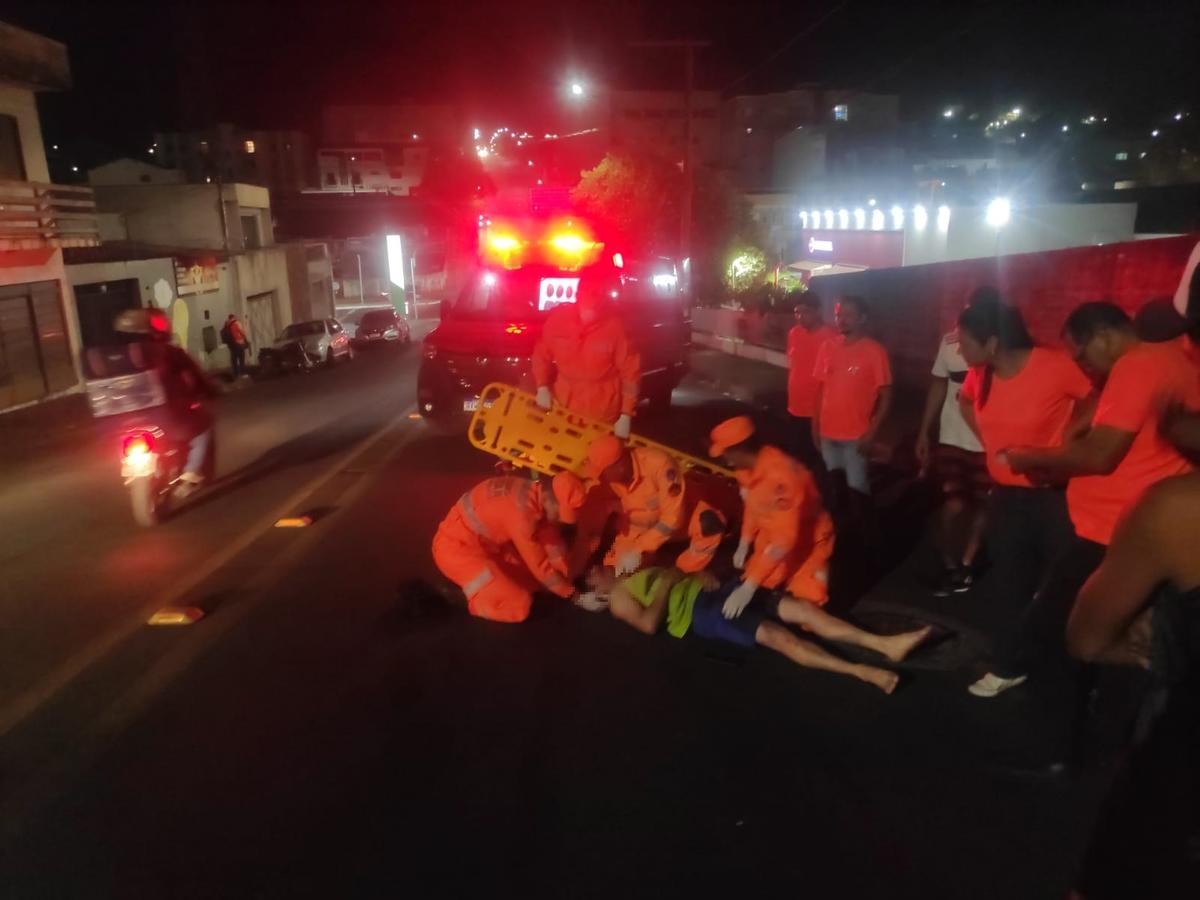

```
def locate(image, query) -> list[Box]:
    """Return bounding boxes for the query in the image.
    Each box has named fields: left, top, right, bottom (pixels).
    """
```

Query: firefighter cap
left=550, top=472, right=585, bottom=524
left=585, top=433, right=625, bottom=478
left=708, top=416, right=755, bottom=458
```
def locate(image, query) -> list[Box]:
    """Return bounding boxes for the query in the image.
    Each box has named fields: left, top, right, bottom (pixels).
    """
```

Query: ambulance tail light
left=504, top=322, right=528, bottom=335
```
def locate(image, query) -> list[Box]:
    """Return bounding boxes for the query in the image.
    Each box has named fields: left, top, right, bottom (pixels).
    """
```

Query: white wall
left=0, top=83, right=50, bottom=182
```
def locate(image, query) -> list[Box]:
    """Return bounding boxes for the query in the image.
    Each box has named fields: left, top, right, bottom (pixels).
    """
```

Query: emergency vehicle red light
left=488, top=234, right=521, bottom=252
left=549, top=233, right=593, bottom=255
left=505, top=323, right=527, bottom=335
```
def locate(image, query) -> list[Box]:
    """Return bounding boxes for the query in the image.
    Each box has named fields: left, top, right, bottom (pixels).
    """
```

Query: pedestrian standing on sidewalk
left=916, top=315, right=990, bottom=597
left=785, top=294, right=836, bottom=471
left=812, top=296, right=892, bottom=534
left=221, top=314, right=249, bottom=379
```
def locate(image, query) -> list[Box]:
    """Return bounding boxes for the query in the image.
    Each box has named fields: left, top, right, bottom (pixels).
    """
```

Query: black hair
left=727, top=431, right=764, bottom=456
left=957, top=291, right=1035, bottom=408
left=838, top=295, right=868, bottom=316
left=698, top=509, right=725, bottom=538
left=1133, top=297, right=1188, bottom=343
left=1063, top=301, right=1133, bottom=345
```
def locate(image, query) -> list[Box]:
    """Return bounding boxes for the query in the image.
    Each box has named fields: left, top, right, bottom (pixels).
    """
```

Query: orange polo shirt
left=960, top=348, right=1093, bottom=487
left=1067, top=342, right=1199, bottom=545
left=787, top=324, right=836, bottom=417
left=813, top=335, right=892, bottom=440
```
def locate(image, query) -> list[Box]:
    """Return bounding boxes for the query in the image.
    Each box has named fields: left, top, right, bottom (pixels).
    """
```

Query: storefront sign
left=808, top=238, right=834, bottom=253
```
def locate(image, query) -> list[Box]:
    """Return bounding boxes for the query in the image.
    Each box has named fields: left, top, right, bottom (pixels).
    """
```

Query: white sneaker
left=968, top=672, right=1028, bottom=698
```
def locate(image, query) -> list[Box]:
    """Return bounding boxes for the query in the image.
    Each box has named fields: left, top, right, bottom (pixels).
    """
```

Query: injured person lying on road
left=588, top=564, right=932, bottom=694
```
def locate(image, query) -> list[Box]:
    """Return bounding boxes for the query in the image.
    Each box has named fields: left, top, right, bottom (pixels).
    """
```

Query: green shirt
left=621, top=567, right=707, bottom=638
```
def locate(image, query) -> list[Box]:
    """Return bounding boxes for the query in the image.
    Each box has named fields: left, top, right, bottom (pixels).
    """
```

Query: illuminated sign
left=808, top=237, right=834, bottom=253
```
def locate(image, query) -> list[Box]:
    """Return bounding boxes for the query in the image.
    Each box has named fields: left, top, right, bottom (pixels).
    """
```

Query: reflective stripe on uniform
left=542, top=570, right=567, bottom=590
left=653, top=520, right=675, bottom=536
left=458, top=492, right=493, bottom=541
left=545, top=542, right=565, bottom=561
left=463, top=567, right=494, bottom=598
left=765, top=544, right=788, bottom=562
left=646, top=496, right=660, bottom=510
left=688, top=541, right=717, bottom=558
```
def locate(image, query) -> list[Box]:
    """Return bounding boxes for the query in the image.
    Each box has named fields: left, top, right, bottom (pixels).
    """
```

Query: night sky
left=5, top=0, right=1198, bottom=159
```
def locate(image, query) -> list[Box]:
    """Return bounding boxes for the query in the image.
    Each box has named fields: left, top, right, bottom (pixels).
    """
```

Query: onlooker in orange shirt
left=984, top=302, right=1199, bottom=697
left=955, top=294, right=1095, bottom=698
left=786, top=294, right=836, bottom=469
left=812, top=296, right=892, bottom=528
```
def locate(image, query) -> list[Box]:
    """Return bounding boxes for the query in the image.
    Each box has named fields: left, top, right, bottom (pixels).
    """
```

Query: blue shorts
left=821, top=438, right=870, bottom=494
left=690, top=581, right=780, bottom=648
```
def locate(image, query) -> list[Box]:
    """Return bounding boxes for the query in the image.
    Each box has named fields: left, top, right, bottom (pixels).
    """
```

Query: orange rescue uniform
left=605, top=446, right=688, bottom=563
left=432, top=476, right=573, bottom=623
left=532, top=305, right=640, bottom=423
left=739, top=445, right=834, bottom=605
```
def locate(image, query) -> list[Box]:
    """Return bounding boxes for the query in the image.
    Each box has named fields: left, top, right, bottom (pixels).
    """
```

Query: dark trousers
left=983, top=486, right=1078, bottom=674
left=988, top=487, right=1105, bottom=677
left=229, top=343, right=247, bottom=376
left=788, top=414, right=838, bottom=512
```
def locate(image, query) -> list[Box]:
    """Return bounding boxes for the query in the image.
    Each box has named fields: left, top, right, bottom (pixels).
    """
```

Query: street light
left=986, top=197, right=1011, bottom=228
left=570, top=81, right=585, bottom=98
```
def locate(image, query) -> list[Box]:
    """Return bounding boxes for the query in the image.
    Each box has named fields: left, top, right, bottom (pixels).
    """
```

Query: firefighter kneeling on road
left=432, top=472, right=586, bottom=623
left=532, top=274, right=641, bottom=438
left=709, top=416, right=835, bottom=616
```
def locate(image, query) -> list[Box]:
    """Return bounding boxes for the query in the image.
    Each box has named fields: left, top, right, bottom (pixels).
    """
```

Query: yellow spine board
left=467, top=382, right=736, bottom=481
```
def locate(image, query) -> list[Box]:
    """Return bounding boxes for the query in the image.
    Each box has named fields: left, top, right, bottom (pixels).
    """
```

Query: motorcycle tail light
left=123, top=433, right=154, bottom=458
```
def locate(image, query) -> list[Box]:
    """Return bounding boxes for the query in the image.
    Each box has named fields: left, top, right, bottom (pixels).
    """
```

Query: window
left=833, top=104, right=849, bottom=122
left=241, top=214, right=261, bottom=249
left=0, top=114, right=26, bottom=180
left=244, top=140, right=256, bottom=154
left=1114, top=151, right=1128, bottom=161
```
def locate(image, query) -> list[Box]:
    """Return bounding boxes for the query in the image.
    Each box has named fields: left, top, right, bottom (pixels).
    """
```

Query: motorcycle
left=119, top=424, right=215, bottom=527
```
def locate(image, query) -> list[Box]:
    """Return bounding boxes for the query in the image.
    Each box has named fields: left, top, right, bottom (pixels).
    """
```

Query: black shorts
left=691, top=582, right=781, bottom=648
left=934, top=445, right=990, bottom=504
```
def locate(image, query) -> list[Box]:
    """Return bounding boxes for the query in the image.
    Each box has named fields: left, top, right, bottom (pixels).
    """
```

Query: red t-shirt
left=787, top=324, right=836, bottom=417
left=1067, top=342, right=1199, bottom=545
left=814, top=336, right=892, bottom=440
left=960, top=348, right=1092, bottom=487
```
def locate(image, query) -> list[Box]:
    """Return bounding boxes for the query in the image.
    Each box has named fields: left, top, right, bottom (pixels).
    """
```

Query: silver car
left=259, top=318, right=354, bottom=375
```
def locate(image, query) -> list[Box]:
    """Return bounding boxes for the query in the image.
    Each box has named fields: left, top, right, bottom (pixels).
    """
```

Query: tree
left=570, top=153, right=681, bottom=250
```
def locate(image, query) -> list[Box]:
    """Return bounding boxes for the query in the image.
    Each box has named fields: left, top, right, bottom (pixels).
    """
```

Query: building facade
left=0, top=21, right=100, bottom=412
left=608, top=90, right=722, bottom=168
left=155, top=124, right=314, bottom=194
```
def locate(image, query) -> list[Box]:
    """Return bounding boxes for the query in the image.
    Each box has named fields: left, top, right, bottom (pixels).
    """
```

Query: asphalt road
left=0, top=347, right=1177, bottom=899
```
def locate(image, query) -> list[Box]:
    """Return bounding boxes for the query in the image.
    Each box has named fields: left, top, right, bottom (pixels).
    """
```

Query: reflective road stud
left=147, top=606, right=205, bottom=626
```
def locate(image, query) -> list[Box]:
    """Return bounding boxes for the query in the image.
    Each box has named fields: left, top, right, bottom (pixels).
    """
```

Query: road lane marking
left=0, top=404, right=417, bottom=741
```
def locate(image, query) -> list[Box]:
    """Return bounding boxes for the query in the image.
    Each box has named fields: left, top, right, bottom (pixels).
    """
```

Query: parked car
left=335, top=304, right=393, bottom=341
left=258, top=318, right=353, bottom=376
left=354, top=309, right=410, bottom=347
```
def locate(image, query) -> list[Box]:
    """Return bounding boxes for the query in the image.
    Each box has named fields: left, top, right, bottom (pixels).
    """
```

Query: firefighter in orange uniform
left=573, top=434, right=688, bottom=576
left=432, top=472, right=586, bottom=623
left=532, top=275, right=641, bottom=437
left=708, top=417, right=835, bottom=618
left=674, top=500, right=728, bottom=573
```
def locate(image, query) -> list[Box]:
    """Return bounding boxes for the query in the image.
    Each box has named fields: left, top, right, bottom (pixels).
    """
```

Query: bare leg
left=777, top=597, right=931, bottom=663
left=609, top=584, right=669, bottom=635
left=756, top=621, right=899, bottom=694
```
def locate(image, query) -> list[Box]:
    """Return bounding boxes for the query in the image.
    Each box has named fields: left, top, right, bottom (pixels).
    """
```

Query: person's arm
left=742, top=476, right=802, bottom=584
left=861, top=384, right=893, bottom=450
left=1005, top=425, right=1136, bottom=478
left=916, top=378, right=948, bottom=472
left=958, top=394, right=982, bottom=442
left=1163, top=405, right=1200, bottom=455
left=811, top=383, right=823, bottom=448
left=1067, top=490, right=1171, bottom=663
left=1063, top=392, right=1099, bottom=442
left=614, top=324, right=641, bottom=424
left=635, top=476, right=686, bottom=553
left=510, top=522, right=575, bottom=599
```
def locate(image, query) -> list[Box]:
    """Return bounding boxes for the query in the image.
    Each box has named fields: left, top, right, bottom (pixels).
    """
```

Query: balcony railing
left=0, top=179, right=100, bottom=249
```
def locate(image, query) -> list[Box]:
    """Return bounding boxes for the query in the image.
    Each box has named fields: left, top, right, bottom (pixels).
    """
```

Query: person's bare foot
left=878, top=625, right=933, bottom=663
left=861, top=667, right=900, bottom=694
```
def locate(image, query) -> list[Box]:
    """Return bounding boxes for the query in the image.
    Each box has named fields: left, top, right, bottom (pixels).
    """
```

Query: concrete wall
left=87, top=158, right=183, bottom=186
left=92, top=183, right=226, bottom=250
left=0, top=83, right=50, bottom=182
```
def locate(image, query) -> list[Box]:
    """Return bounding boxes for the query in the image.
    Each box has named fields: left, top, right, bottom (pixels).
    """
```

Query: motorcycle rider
left=113, top=308, right=218, bottom=488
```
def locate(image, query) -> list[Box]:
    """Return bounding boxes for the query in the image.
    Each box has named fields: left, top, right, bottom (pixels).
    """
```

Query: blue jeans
left=185, top=429, right=212, bottom=476
left=820, top=438, right=870, bottom=494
